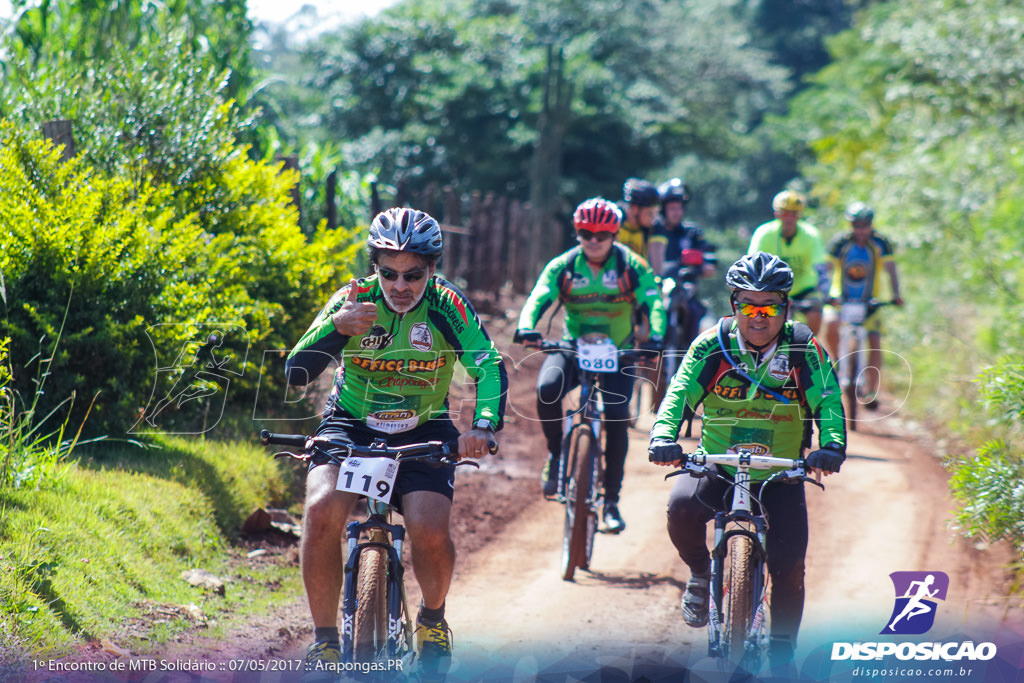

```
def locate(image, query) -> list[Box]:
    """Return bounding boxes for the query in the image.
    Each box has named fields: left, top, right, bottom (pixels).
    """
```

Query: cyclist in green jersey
left=747, top=190, right=829, bottom=334
left=648, top=252, right=845, bottom=666
left=285, top=207, right=507, bottom=679
left=515, top=197, right=665, bottom=533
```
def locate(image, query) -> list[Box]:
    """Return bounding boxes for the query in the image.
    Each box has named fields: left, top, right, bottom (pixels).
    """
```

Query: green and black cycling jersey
left=651, top=318, right=845, bottom=480
left=286, top=275, right=507, bottom=434
left=518, top=242, right=666, bottom=346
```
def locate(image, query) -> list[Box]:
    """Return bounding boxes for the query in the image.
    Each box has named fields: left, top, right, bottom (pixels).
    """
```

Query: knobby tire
left=562, top=426, right=596, bottom=581
left=723, top=534, right=755, bottom=663
left=353, top=545, right=389, bottom=662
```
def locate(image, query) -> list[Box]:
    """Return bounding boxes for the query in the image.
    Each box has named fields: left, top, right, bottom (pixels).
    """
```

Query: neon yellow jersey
left=618, top=220, right=648, bottom=259
left=747, top=219, right=826, bottom=296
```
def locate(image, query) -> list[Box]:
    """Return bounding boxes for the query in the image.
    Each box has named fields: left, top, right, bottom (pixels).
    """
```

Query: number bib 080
left=577, top=338, right=619, bottom=373
left=335, top=457, right=400, bottom=503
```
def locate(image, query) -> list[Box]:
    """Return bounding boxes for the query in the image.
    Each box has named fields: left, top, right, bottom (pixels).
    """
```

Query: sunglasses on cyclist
left=577, top=230, right=614, bottom=243
left=734, top=301, right=785, bottom=319
left=376, top=266, right=430, bottom=283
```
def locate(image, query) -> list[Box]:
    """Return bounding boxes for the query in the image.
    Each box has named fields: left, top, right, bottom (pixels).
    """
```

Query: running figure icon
left=888, top=575, right=938, bottom=630
left=881, top=571, right=949, bottom=635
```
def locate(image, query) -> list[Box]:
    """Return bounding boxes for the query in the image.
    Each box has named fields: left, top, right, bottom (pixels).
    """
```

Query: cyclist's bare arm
left=884, top=261, right=904, bottom=305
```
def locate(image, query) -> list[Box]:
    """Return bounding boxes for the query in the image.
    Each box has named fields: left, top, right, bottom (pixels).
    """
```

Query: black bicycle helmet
left=844, top=201, right=874, bottom=224
left=726, top=252, right=794, bottom=294
left=367, top=207, right=443, bottom=256
left=658, top=177, right=691, bottom=206
left=623, top=178, right=659, bottom=207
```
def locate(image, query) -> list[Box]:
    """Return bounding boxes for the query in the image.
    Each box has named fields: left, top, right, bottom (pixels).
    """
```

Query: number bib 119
left=336, top=457, right=399, bottom=503
left=577, top=337, right=619, bottom=373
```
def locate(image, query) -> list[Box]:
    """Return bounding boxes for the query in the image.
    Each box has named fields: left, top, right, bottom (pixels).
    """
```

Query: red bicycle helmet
left=573, top=197, right=622, bottom=233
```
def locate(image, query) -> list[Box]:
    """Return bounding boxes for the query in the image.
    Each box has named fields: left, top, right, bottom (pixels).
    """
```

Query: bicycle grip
left=260, top=430, right=308, bottom=448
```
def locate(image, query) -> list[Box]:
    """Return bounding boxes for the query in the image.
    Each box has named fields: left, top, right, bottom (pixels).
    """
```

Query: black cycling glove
left=514, top=329, right=542, bottom=345
left=805, top=443, right=845, bottom=473
left=649, top=439, right=683, bottom=464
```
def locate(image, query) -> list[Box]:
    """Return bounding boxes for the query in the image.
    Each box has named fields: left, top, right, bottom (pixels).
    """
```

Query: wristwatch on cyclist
left=473, top=418, right=496, bottom=434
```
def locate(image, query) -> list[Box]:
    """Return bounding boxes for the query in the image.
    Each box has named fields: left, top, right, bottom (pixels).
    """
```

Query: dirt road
left=237, top=309, right=1022, bottom=682
left=41, top=308, right=1020, bottom=683
left=424, top=389, right=1023, bottom=682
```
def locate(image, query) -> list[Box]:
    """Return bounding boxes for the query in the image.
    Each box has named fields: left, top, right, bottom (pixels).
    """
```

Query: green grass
left=0, top=431, right=304, bottom=660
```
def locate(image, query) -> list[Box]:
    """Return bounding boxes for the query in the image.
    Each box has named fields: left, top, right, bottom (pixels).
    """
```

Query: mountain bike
left=652, top=248, right=713, bottom=411
left=539, top=334, right=648, bottom=581
left=667, top=448, right=823, bottom=671
left=260, top=430, right=489, bottom=665
left=832, top=298, right=894, bottom=430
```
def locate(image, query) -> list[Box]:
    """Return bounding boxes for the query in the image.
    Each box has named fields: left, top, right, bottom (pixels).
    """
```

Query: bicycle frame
left=259, top=430, right=486, bottom=664
left=656, top=249, right=710, bottom=409
left=674, top=450, right=818, bottom=669
left=834, top=299, right=892, bottom=430
left=557, top=366, right=604, bottom=498
left=540, top=336, right=646, bottom=580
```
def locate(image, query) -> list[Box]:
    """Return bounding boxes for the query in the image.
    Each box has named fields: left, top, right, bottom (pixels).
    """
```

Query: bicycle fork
left=340, top=515, right=409, bottom=661
left=707, top=476, right=770, bottom=660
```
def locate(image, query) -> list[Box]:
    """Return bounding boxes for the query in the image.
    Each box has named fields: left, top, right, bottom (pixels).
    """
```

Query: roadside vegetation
left=1, top=0, right=1022, bottom=658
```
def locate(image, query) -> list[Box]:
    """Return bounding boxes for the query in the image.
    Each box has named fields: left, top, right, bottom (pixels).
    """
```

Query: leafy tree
left=294, top=0, right=791, bottom=210
left=781, top=0, right=1024, bottom=554
left=3, top=0, right=255, bottom=97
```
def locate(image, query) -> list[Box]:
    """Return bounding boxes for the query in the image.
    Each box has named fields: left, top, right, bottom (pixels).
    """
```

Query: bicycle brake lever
left=273, top=450, right=311, bottom=462
left=665, top=464, right=710, bottom=480
left=801, top=475, right=825, bottom=491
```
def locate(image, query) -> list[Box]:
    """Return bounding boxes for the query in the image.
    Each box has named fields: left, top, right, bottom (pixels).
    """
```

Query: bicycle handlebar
left=667, top=450, right=824, bottom=489
left=686, top=452, right=800, bottom=470
left=260, top=430, right=494, bottom=466
left=535, top=339, right=659, bottom=364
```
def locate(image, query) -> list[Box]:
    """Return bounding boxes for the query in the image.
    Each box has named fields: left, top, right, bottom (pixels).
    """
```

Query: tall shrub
left=0, top=122, right=360, bottom=437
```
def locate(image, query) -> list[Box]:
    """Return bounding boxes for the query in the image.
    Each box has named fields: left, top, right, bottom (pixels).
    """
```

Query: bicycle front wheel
left=561, top=425, right=598, bottom=581
left=723, top=534, right=755, bottom=662
left=353, top=546, right=389, bottom=662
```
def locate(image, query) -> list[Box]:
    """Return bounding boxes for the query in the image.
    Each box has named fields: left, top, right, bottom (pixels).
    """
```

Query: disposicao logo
left=881, top=571, right=949, bottom=635
left=830, top=570, right=998, bottom=663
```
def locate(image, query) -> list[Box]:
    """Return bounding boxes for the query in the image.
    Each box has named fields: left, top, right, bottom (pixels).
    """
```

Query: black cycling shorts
left=312, top=408, right=459, bottom=513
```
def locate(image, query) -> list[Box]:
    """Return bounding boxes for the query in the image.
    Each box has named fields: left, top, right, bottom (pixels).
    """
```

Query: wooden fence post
left=508, top=200, right=526, bottom=293
left=489, top=194, right=508, bottom=295
left=42, top=120, right=76, bottom=161
left=469, top=192, right=489, bottom=290
left=457, top=193, right=474, bottom=287
left=442, top=186, right=462, bottom=278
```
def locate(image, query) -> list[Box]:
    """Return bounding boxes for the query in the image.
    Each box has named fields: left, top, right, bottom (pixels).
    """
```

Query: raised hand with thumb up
left=332, top=279, right=378, bottom=336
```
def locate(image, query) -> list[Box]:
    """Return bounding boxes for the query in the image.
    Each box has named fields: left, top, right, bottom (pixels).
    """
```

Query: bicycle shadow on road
left=580, top=570, right=687, bottom=591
